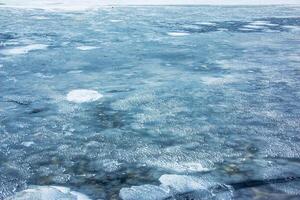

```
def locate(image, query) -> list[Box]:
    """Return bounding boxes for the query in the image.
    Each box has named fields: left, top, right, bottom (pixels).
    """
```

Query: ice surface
left=110, top=20, right=123, bottom=23
left=66, top=89, right=103, bottom=103
left=0, top=44, right=48, bottom=56
left=243, top=25, right=264, bottom=29
left=167, top=32, right=190, bottom=36
left=76, top=46, right=99, bottom=51
left=147, top=160, right=211, bottom=173
left=5, top=186, right=91, bottom=200
left=159, top=174, right=208, bottom=193
left=21, top=141, right=35, bottom=147
left=120, top=174, right=221, bottom=200
left=119, top=185, right=170, bottom=200
left=198, top=22, right=217, bottom=26
left=250, top=21, right=270, bottom=25
left=1, top=5, right=300, bottom=200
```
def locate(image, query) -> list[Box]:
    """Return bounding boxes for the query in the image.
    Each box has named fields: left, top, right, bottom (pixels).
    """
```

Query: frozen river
left=0, top=5, right=300, bottom=200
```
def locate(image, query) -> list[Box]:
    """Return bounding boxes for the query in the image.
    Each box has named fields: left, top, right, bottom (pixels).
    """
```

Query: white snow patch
left=198, top=22, right=217, bottom=26
left=243, top=24, right=264, bottom=29
left=5, top=185, right=91, bottom=200
left=110, top=19, right=123, bottom=22
left=239, top=28, right=253, bottom=31
left=66, top=89, right=103, bottom=103
left=1, top=0, right=298, bottom=11
left=76, top=46, right=98, bottom=51
left=249, top=21, right=278, bottom=27
left=67, top=70, right=83, bottom=74
left=119, top=174, right=213, bottom=200
left=167, top=32, right=190, bottom=36
left=250, top=21, right=270, bottom=25
left=148, top=161, right=210, bottom=173
left=159, top=174, right=207, bottom=193
left=0, top=44, right=48, bottom=56
left=21, top=141, right=35, bottom=147
left=119, top=185, right=170, bottom=200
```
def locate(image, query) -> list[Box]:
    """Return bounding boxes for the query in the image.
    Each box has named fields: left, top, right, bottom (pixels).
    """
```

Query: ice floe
left=66, top=89, right=103, bottom=103
left=239, top=28, right=255, bottom=31
left=243, top=25, right=264, bottom=29
left=76, top=46, right=99, bottom=51
left=148, top=160, right=211, bottom=173
left=246, top=21, right=278, bottom=28
left=250, top=21, right=270, bottom=26
left=119, top=185, right=170, bottom=200
left=159, top=174, right=208, bottom=193
left=0, top=44, right=48, bottom=56
left=110, top=20, right=123, bottom=23
left=198, top=22, right=217, bottom=26
left=119, top=174, right=218, bottom=200
left=21, top=141, right=35, bottom=147
left=5, top=185, right=91, bottom=200
left=167, top=32, right=190, bottom=36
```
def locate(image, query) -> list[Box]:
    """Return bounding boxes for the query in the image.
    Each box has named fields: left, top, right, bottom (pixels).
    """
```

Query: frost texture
left=0, top=5, right=300, bottom=200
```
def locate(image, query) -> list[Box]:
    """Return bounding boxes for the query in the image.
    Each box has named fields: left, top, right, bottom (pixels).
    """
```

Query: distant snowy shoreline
left=0, top=0, right=299, bottom=11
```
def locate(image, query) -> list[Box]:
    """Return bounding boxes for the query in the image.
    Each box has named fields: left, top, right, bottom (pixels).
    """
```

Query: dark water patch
left=0, top=33, right=17, bottom=43
left=1, top=96, right=32, bottom=106
left=92, top=102, right=129, bottom=130
left=27, top=107, right=48, bottom=114
left=228, top=176, right=300, bottom=191
left=258, top=17, right=300, bottom=26
left=107, top=88, right=135, bottom=94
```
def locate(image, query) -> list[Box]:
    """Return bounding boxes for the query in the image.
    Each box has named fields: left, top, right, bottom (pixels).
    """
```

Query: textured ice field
left=0, top=5, right=300, bottom=200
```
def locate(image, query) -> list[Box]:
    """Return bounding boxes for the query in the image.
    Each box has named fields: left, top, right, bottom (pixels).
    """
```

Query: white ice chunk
left=250, top=21, right=270, bottom=25
left=110, top=20, right=123, bottom=23
left=5, top=185, right=91, bottom=200
left=159, top=174, right=207, bottom=193
left=198, top=22, right=217, bottom=26
left=167, top=32, right=190, bottom=36
left=67, top=70, right=83, bottom=74
left=239, top=28, right=254, bottom=31
left=249, top=21, right=278, bottom=27
left=119, top=174, right=213, bottom=200
left=21, top=141, right=35, bottom=147
left=76, top=46, right=98, bottom=51
left=0, top=44, right=48, bottom=56
left=243, top=25, right=263, bottom=29
left=148, top=160, right=210, bottom=173
left=66, top=89, right=103, bottom=103
left=119, top=185, right=170, bottom=200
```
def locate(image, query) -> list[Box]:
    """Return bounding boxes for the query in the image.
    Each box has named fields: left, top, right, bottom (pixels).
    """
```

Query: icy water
left=1, top=5, right=300, bottom=200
